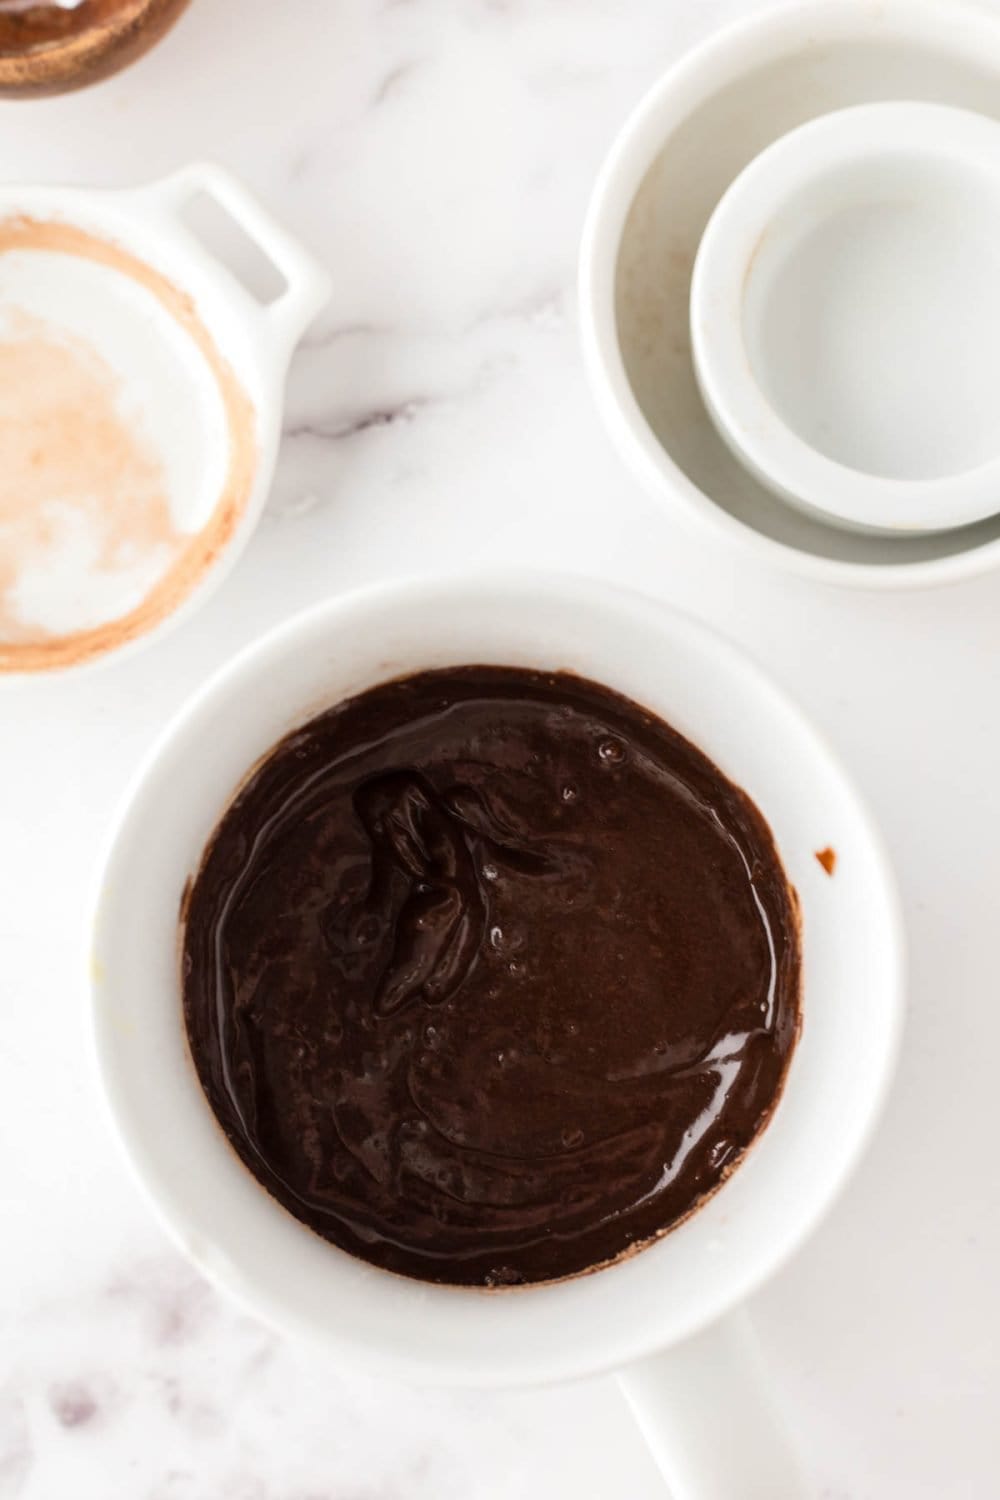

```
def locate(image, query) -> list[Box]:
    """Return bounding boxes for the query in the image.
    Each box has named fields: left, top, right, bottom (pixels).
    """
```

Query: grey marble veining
left=2, top=1, right=999, bottom=1496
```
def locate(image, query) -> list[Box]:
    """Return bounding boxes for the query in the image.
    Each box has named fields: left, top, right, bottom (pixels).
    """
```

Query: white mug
left=91, top=573, right=904, bottom=1497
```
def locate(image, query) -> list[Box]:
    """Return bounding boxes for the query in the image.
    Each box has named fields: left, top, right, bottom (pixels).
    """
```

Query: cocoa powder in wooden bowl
left=0, top=0, right=190, bottom=96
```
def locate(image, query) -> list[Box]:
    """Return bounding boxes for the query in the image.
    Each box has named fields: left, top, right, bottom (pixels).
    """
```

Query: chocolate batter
left=183, top=668, right=801, bottom=1286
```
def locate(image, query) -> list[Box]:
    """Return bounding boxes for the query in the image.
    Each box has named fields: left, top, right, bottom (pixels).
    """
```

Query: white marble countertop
left=2, top=1, right=999, bottom=1496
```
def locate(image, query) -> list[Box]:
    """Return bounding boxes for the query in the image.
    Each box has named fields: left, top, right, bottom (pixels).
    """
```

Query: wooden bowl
left=0, top=0, right=191, bottom=97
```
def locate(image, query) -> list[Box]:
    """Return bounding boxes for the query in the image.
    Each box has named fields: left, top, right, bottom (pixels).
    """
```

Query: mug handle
left=617, top=1310, right=811, bottom=1499
left=130, top=163, right=331, bottom=366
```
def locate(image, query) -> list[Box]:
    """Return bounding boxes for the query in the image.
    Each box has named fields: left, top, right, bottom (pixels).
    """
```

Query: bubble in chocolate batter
left=182, top=667, right=801, bottom=1287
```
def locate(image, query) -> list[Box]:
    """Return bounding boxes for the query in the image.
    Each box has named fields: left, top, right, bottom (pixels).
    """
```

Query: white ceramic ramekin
left=692, top=102, right=1000, bottom=537
left=0, top=164, right=330, bottom=674
left=91, top=573, right=905, bottom=1499
left=579, top=0, right=1000, bottom=586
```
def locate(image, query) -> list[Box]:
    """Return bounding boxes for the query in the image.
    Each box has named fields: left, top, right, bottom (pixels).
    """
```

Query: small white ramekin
left=579, top=0, right=1000, bottom=587
left=692, top=102, right=1000, bottom=537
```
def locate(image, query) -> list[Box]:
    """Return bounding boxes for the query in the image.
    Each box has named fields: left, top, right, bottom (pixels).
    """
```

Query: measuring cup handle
left=617, top=1311, right=812, bottom=1499
left=136, top=163, right=331, bottom=366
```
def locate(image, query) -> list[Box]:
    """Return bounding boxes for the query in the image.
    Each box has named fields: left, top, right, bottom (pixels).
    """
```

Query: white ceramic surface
left=0, top=164, right=330, bottom=669
left=691, top=102, right=1000, bottom=537
left=580, top=0, right=1000, bottom=584
left=5, top=2, right=1000, bottom=1496
left=91, top=574, right=903, bottom=1495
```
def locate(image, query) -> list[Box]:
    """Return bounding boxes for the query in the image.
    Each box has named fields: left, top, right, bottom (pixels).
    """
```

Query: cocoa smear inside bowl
left=0, top=313, right=185, bottom=647
left=0, top=216, right=256, bottom=674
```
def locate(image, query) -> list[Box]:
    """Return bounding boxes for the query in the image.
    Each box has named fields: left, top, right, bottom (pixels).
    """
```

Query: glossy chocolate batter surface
left=183, top=667, right=801, bottom=1286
